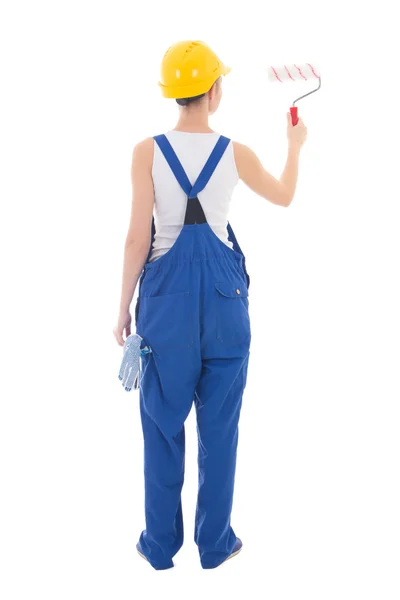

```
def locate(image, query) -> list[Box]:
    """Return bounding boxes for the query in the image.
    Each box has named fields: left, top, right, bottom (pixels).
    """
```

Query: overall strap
left=190, top=135, right=230, bottom=198
left=153, top=134, right=192, bottom=196
left=153, top=134, right=231, bottom=198
left=154, top=133, right=231, bottom=225
left=153, top=134, right=205, bottom=223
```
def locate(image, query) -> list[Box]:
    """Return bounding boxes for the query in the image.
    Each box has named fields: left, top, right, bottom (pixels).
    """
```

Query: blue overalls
left=134, top=134, right=251, bottom=569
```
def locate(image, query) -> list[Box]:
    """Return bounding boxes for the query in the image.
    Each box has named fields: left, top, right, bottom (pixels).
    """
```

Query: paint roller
left=267, top=63, right=321, bottom=125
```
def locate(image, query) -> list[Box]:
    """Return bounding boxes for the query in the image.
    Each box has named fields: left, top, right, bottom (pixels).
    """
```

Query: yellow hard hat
left=158, top=40, right=231, bottom=99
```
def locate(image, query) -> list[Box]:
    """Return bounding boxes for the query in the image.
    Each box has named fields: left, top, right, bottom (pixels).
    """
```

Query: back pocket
left=142, top=291, right=194, bottom=349
left=215, top=282, right=250, bottom=345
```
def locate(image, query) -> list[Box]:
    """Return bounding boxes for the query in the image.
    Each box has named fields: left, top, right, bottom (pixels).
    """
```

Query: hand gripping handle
left=290, top=106, right=299, bottom=126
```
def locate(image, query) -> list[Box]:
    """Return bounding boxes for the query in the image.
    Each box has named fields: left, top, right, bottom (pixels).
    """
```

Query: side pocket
left=141, top=291, right=194, bottom=349
left=215, top=282, right=251, bottom=345
left=135, top=296, right=141, bottom=327
left=135, top=295, right=147, bottom=339
left=135, top=263, right=160, bottom=332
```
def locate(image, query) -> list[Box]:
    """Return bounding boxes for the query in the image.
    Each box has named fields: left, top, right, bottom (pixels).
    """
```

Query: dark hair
left=176, top=93, right=206, bottom=106
left=176, top=77, right=221, bottom=106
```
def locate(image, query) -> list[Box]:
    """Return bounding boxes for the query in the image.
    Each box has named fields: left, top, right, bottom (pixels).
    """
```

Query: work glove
left=118, top=333, right=152, bottom=392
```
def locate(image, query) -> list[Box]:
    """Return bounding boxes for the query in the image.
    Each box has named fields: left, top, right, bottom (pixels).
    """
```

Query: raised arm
left=114, top=137, right=154, bottom=346
left=233, top=113, right=307, bottom=207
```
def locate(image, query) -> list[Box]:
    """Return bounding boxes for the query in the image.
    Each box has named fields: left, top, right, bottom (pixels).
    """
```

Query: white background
left=1, top=0, right=399, bottom=598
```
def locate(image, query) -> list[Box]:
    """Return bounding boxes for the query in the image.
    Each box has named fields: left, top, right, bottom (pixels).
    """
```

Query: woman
left=113, top=40, right=307, bottom=570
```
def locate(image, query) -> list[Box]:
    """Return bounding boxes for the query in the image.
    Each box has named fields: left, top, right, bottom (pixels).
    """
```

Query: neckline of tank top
left=166, top=130, right=220, bottom=136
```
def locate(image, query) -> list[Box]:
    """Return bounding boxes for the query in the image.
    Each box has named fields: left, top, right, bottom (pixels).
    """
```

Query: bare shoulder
left=134, top=137, right=154, bottom=152
left=232, top=141, right=258, bottom=177
left=232, top=141, right=250, bottom=153
left=131, top=137, right=154, bottom=170
left=232, top=141, right=257, bottom=161
left=232, top=140, right=248, bottom=155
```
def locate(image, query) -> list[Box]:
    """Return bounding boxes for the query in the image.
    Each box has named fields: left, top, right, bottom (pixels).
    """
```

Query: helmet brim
left=158, top=64, right=231, bottom=99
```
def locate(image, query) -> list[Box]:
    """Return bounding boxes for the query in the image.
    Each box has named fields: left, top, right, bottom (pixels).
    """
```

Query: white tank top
left=149, top=130, right=239, bottom=262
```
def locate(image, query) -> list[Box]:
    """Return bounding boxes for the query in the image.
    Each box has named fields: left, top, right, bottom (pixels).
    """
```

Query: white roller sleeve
left=268, top=63, right=321, bottom=83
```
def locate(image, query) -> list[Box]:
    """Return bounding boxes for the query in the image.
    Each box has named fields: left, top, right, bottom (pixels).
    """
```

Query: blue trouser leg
left=138, top=393, right=186, bottom=570
left=136, top=332, right=199, bottom=570
left=194, top=354, right=249, bottom=569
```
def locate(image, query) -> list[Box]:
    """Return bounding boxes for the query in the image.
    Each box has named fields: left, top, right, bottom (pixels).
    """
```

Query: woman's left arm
left=114, top=137, right=154, bottom=346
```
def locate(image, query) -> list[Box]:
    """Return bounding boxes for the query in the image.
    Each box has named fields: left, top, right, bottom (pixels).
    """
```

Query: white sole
left=137, top=549, right=149, bottom=563
left=223, top=546, right=242, bottom=563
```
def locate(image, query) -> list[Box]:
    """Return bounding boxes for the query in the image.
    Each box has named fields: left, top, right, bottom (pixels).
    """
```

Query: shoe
left=136, top=544, right=149, bottom=564
left=222, top=538, right=243, bottom=564
left=136, top=542, right=174, bottom=570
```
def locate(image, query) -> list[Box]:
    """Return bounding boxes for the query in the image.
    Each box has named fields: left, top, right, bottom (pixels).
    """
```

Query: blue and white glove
left=118, top=333, right=152, bottom=392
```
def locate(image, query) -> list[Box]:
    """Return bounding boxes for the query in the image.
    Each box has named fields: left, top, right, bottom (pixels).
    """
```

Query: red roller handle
left=290, top=106, right=299, bottom=126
